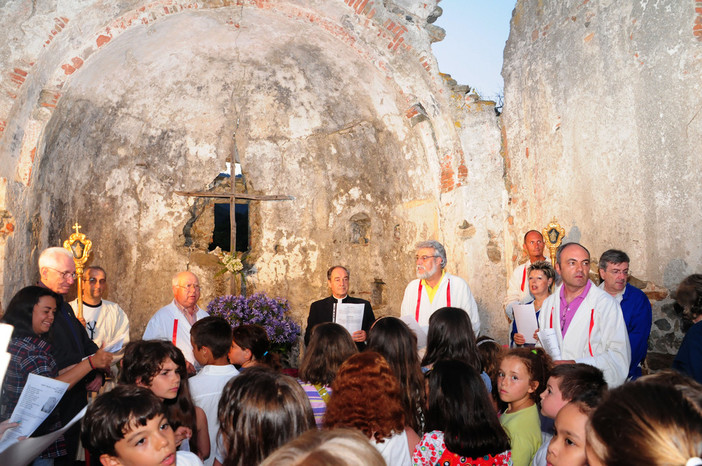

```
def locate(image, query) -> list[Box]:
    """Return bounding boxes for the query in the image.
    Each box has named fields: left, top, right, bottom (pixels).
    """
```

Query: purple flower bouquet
left=207, top=292, right=301, bottom=360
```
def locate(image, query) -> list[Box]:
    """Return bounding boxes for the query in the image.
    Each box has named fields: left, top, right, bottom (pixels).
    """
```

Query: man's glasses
left=46, top=267, right=76, bottom=279
left=177, top=284, right=201, bottom=291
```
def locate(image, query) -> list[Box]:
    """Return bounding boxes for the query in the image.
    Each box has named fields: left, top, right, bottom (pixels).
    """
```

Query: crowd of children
left=3, top=282, right=702, bottom=466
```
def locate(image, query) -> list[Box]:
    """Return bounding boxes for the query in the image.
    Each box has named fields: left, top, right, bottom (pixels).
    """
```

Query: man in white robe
left=400, top=240, right=480, bottom=336
left=143, top=271, right=208, bottom=374
left=70, top=266, right=130, bottom=352
left=538, top=242, right=630, bottom=387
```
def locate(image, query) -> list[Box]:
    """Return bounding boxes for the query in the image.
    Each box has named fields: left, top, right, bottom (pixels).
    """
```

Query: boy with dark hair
left=531, top=363, right=608, bottom=466
left=81, top=385, right=202, bottom=466
left=189, top=316, right=238, bottom=466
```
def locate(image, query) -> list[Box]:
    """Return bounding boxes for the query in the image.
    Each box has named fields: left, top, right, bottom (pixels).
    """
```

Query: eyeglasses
left=415, top=255, right=439, bottom=262
left=46, top=267, right=76, bottom=279
left=177, top=284, right=201, bottom=291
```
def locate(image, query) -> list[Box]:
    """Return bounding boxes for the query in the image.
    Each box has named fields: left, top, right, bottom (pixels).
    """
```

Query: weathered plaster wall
left=0, top=1, right=508, bottom=340
left=502, top=0, right=702, bottom=353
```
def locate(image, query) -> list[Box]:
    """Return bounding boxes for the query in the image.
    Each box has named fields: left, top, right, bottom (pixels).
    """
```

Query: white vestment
left=69, top=299, right=130, bottom=349
left=400, top=273, right=480, bottom=335
left=143, top=300, right=209, bottom=369
left=538, top=282, right=630, bottom=387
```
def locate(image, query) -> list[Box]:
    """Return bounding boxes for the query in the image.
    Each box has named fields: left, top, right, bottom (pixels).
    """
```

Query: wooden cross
left=175, top=182, right=293, bottom=294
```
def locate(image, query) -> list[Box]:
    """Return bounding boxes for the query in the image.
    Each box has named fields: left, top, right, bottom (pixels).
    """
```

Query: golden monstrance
left=63, top=223, right=92, bottom=321
left=542, top=218, right=565, bottom=265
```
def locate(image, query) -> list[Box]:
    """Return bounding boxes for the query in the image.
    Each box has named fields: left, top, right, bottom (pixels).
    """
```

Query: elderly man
left=505, top=230, right=550, bottom=318
left=304, top=265, right=376, bottom=349
left=538, top=242, right=630, bottom=387
left=400, top=240, right=480, bottom=335
left=38, top=247, right=113, bottom=462
left=69, top=266, right=130, bottom=350
left=598, top=249, right=652, bottom=380
left=143, top=271, right=208, bottom=373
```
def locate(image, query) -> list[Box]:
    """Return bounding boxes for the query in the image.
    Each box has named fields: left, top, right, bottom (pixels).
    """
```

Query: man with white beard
left=400, top=240, right=480, bottom=335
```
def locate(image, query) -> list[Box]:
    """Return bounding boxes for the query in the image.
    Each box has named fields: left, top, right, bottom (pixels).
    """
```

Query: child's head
left=476, top=336, right=503, bottom=381
left=546, top=400, right=593, bottom=466
left=497, top=348, right=551, bottom=407
left=366, top=316, right=426, bottom=433
left=299, top=322, right=357, bottom=386
left=218, top=366, right=315, bottom=466
left=540, top=363, right=607, bottom=419
left=324, top=352, right=405, bottom=443
left=230, top=324, right=270, bottom=367
left=190, top=316, right=233, bottom=366
left=259, top=428, right=386, bottom=466
left=587, top=379, right=702, bottom=466
left=119, top=340, right=186, bottom=400
left=421, top=307, right=481, bottom=372
left=426, top=359, right=511, bottom=459
left=81, top=385, right=175, bottom=466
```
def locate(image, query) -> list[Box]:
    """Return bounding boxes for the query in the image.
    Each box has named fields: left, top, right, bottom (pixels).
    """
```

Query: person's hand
left=513, top=333, right=526, bottom=346
left=90, top=345, right=114, bottom=370
left=0, top=420, right=19, bottom=436
left=533, top=330, right=540, bottom=343
left=174, top=426, right=192, bottom=448
left=85, top=374, right=103, bottom=392
left=351, top=330, right=366, bottom=343
left=554, top=359, right=576, bottom=365
left=186, top=361, right=196, bottom=376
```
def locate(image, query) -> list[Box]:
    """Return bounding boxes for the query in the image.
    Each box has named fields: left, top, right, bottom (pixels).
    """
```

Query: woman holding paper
left=0, top=286, right=113, bottom=465
left=511, top=262, right=556, bottom=347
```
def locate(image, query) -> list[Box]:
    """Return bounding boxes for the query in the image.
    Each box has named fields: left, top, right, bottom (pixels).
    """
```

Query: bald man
left=143, top=271, right=209, bottom=374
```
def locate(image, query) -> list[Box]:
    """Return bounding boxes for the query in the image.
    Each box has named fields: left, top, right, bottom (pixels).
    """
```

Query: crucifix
left=175, top=174, right=293, bottom=294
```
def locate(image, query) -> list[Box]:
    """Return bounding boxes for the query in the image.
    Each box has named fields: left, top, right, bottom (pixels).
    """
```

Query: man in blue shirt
left=598, top=249, right=652, bottom=380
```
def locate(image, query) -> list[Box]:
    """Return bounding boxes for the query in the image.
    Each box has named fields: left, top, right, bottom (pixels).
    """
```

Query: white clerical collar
left=334, top=295, right=347, bottom=304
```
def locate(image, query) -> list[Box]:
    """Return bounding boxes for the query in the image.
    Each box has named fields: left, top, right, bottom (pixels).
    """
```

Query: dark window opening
left=209, top=202, right=249, bottom=253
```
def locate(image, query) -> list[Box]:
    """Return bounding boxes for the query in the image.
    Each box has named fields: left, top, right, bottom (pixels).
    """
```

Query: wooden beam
left=175, top=191, right=294, bottom=201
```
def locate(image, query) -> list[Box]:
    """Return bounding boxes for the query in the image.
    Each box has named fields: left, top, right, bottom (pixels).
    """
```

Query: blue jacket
left=620, top=284, right=652, bottom=379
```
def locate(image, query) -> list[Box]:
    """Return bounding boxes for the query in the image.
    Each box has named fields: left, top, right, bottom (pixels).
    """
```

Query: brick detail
left=440, top=154, right=455, bottom=193
left=695, top=2, right=702, bottom=40
left=16, top=119, right=43, bottom=187
left=43, top=17, right=70, bottom=48
left=39, top=90, right=62, bottom=109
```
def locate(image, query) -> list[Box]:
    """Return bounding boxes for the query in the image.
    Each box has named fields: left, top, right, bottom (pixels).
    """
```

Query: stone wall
left=502, top=0, right=702, bottom=353
left=0, top=1, right=508, bottom=341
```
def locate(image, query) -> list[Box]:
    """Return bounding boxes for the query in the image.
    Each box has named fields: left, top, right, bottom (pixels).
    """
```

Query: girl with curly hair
left=323, top=351, right=419, bottom=466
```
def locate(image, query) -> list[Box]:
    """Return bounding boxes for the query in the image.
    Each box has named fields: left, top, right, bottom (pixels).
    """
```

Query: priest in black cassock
left=304, top=265, right=375, bottom=350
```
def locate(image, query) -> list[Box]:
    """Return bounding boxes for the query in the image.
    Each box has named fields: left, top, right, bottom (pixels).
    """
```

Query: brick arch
left=4, top=1, right=448, bottom=190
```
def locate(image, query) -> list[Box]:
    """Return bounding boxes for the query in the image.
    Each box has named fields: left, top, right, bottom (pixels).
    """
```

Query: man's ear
left=100, top=454, right=122, bottom=466
left=598, top=268, right=606, bottom=280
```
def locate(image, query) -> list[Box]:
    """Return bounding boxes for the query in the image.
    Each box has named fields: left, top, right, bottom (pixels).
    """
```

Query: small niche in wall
left=349, top=213, right=370, bottom=244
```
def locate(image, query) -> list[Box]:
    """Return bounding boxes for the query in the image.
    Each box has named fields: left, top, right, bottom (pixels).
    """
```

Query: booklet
left=0, top=373, right=69, bottom=453
left=0, top=406, right=87, bottom=465
left=538, top=328, right=563, bottom=360
left=513, top=303, right=538, bottom=344
left=334, top=303, right=364, bottom=335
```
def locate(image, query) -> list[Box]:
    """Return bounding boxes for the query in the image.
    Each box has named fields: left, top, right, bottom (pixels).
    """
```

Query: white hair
left=38, top=247, right=73, bottom=269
